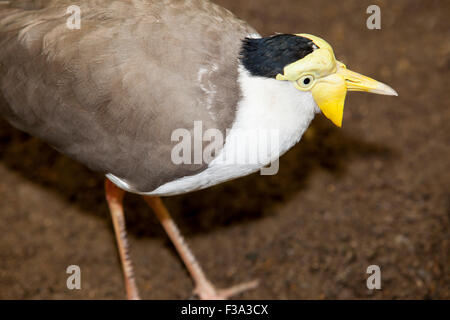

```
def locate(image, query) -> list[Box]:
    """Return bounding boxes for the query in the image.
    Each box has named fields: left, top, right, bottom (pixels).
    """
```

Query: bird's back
left=0, top=0, right=256, bottom=192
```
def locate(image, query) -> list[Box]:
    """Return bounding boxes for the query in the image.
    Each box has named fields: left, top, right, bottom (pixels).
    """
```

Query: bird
left=0, top=0, right=397, bottom=300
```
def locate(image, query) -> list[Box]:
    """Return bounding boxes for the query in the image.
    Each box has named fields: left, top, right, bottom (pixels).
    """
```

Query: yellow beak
left=312, top=65, right=398, bottom=127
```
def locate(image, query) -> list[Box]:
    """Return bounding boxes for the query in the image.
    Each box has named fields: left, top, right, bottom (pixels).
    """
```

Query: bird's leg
left=105, top=179, right=140, bottom=300
left=143, top=196, right=258, bottom=300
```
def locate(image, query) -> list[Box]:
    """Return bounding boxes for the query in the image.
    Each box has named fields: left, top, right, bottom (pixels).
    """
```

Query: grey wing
left=0, top=0, right=257, bottom=192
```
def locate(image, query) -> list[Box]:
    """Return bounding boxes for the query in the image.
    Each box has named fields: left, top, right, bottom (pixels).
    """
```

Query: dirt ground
left=0, top=0, right=448, bottom=299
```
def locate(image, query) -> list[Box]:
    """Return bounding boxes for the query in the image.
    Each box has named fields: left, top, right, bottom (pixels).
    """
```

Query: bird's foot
left=193, top=279, right=259, bottom=300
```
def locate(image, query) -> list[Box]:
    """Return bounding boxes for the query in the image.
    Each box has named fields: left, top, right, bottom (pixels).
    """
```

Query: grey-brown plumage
left=0, top=0, right=256, bottom=192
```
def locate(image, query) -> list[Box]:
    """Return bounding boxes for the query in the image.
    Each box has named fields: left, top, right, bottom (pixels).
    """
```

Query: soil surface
left=0, top=0, right=448, bottom=299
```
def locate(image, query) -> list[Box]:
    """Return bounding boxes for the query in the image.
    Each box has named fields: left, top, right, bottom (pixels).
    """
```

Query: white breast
left=131, top=65, right=319, bottom=196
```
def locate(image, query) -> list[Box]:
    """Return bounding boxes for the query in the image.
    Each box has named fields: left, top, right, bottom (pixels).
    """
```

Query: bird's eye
left=298, top=75, right=315, bottom=88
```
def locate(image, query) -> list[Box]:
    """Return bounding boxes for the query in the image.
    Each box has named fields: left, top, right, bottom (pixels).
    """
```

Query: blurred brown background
left=0, top=0, right=448, bottom=299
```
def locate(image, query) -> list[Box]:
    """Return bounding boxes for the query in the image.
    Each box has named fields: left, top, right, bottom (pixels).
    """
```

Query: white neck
left=223, top=65, right=319, bottom=164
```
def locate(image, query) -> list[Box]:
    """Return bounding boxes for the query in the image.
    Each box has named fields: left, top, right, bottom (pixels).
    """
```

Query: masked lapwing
left=0, top=0, right=397, bottom=299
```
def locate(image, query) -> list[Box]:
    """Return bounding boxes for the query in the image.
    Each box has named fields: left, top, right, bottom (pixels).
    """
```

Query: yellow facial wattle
left=275, top=34, right=398, bottom=127
left=311, top=72, right=347, bottom=127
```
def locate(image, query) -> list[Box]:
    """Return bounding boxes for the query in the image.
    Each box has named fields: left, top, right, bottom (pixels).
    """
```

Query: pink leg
left=105, top=179, right=140, bottom=300
left=143, top=196, right=258, bottom=300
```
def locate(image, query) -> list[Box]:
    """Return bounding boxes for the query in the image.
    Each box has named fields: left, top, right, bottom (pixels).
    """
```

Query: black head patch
left=240, top=34, right=317, bottom=78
